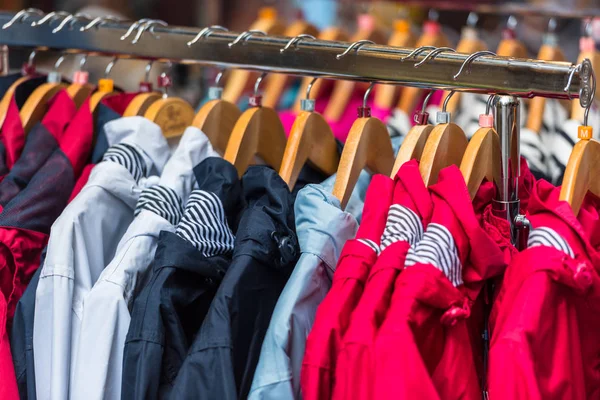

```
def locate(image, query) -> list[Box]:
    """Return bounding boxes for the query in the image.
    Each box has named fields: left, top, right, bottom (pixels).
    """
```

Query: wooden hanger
left=89, top=57, right=119, bottom=113
left=280, top=78, right=340, bottom=189
left=442, top=13, right=488, bottom=115
left=391, top=91, right=435, bottom=177
left=0, top=50, right=41, bottom=129
left=419, top=92, right=469, bottom=186
left=18, top=55, right=69, bottom=135
left=222, top=8, right=286, bottom=103
left=192, top=70, right=242, bottom=155
left=526, top=19, right=567, bottom=133
left=323, top=14, right=387, bottom=122
left=496, top=16, right=528, bottom=58
left=123, top=61, right=161, bottom=117
left=292, top=27, right=349, bottom=112
left=397, top=18, right=451, bottom=115
left=459, top=97, right=501, bottom=199
left=262, top=21, right=319, bottom=108
left=374, top=19, right=417, bottom=110
left=332, top=84, right=395, bottom=208
left=144, top=70, right=195, bottom=138
left=571, top=22, right=600, bottom=123
left=560, top=138, right=600, bottom=215
left=224, top=72, right=288, bottom=176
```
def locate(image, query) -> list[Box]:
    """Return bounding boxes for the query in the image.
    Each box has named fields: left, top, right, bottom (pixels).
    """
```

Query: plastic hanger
left=144, top=64, right=195, bottom=138
left=496, top=16, right=528, bottom=58
left=123, top=60, right=162, bottom=117
left=572, top=20, right=600, bottom=122
left=374, top=18, right=417, bottom=110
left=262, top=21, right=319, bottom=108
left=526, top=18, right=566, bottom=133
left=560, top=65, right=598, bottom=215
left=224, top=72, right=287, bottom=176
left=419, top=91, right=468, bottom=186
left=192, top=69, right=242, bottom=155
left=460, top=95, right=501, bottom=199
left=89, top=57, right=119, bottom=112
left=280, top=78, right=340, bottom=189
left=397, top=10, right=451, bottom=115
left=66, top=55, right=95, bottom=108
left=392, top=90, right=435, bottom=177
left=222, top=8, right=286, bottom=103
left=17, top=54, right=70, bottom=135
left=333, top=82, right=394, bottom=209
left=442, top=13, right=488, bottom=116
left=292, top=27, right=349, bottom=112
left=323, top=14, right=387, bottom=122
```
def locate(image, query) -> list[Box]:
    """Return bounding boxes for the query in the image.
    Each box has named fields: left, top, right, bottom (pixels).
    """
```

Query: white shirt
left=33, top=117, right=170, bottom=400
left=68, top=127, right=219, bottom=400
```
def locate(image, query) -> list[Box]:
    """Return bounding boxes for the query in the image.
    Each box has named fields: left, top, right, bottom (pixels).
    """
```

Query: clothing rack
left=0, top=9, right=596, bottom=246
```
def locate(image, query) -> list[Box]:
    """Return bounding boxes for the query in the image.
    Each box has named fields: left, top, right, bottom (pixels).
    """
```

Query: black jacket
left=121, top=157, right=245, bottom=400
left=169, top=165, right=299, bottom=400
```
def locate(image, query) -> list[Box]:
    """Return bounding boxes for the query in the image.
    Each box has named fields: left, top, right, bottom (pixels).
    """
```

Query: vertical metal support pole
left=0, top=45, right=8, bottom=75
left=493, top=95, right=522, bottom=246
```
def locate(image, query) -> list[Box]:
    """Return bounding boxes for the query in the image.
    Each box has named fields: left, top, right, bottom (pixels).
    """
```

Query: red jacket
left=0, top=99, right=92, bottom=321
left=0, top=98, right=25, bottom=182
left=332, top=160, right=433, bottom=400
left=373, top=166, right=507, bottom=400
left=489, top=181, right=600, bottom=400
left=301, top=174, right=393, bottom=400
left=0, top=291, right=18, bottom=399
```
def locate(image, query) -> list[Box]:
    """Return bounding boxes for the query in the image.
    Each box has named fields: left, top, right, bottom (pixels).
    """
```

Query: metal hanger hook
left=120, top=19, right=152, bottom=41
left=466, top=12, right=479, bottom=28
left=548, top=18, right=557, bottom=34
left=305, top=77, right=318, bottom=100
left=584, top=68, right=596, bottom=126
left=400, top=46, right=437, bottom=62
left=104, top=57, right=119, bottom=78
left=507, top=15, right=518, bottom=31
left=214, top=68, right=226, bottom=87
left=229, top=30, right=267, bottom=48
left=563, top=64, right=582, bottom=99
left=27, top=49, right=37, bottom=68
left=336, top=40, right=374, bottom=60
left=281, top=34, right=316, bottom=53
left=54, top=54, right=66, bottom=71
left=31, top=11, right=71, bottom=27
left=363, top=82, right=376, bottom=109
left=79, top=54, right=88, bottom=71
left=52, top=12, right=92, bottom=34
left=254, top=71, right=268, bottom=96
left=485, top=94, right=496, bottom=115
left=442, top=90, right=457, bottom=112
left=422, top=90, right=434, bottom=111
left=187, top=25, right=228, bottom=47
left=2, top=8, right=44, bottom=29
left=414, top=47, right=456, bottom=68
left=454, top=50, right=497, bottom=80
left=80, top=15, right=121, bottom=32
left=132, top=19, right=167, bottom=44
left=144, top=60, right=154, bottom=82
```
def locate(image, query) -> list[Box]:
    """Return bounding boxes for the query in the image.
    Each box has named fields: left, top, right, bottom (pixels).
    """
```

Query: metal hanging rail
left=0, top=10, right=594, bottom=108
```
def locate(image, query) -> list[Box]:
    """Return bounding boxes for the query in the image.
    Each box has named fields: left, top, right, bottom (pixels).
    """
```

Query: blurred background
left=2, top=0, right=599, bottom=108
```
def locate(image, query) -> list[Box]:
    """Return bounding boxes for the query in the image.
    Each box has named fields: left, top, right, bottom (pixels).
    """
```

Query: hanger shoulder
left=279, top=110, right=339, bottom=189
left=560, top=138, right=600, bottom=215
left=224, top=106, right=287, bottom=176
left=460, top=127, right=500, bottom=199
left=262, top=21, right=319, bottom=108
left=419, top=122, right=468, bottom=186
left=392, top=124, right=434, bottom=177
left=19, top=83, right=68, bottom=134
left=123, top=92, right=162, bottom=117
left=324, top=27, right=387, bottom=121
left=374, top=29, right=417, bottom=110
left=89, top=91, right=116, bottom=113
left=192, top=99, right=241, bottom=155
left=144, top=97, right=195, bottom=138
left=332, top=117, right=394, bottom=208
left=496, top=39, right=528, bottom=58
left=0, top=76, right=33, bottom=128
left=66, top=83, right=95, bottom=108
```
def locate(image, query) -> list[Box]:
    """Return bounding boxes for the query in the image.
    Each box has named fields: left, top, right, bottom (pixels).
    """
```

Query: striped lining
left=380, top=204, right=423, bottom=251
left=102, top=143, right=147, bottom=182
left=521, top=128, right=550, bottom=178
left=528, top=226, right=574, bottom=258
left=405, top=223, right=463, bottom=287
left=176, top=190, right=235, bottom=257
left=134, top=185, right=184, bottom=226
left=357, top=238, right=380, bottom=255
